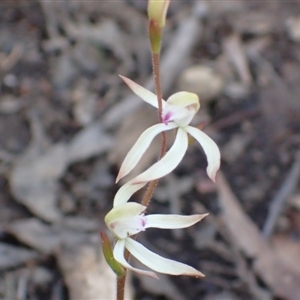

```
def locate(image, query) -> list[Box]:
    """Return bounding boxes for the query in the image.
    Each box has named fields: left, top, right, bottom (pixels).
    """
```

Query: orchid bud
left=147, top=0, right=170, bottom=28
left=147, top=0, right=170, bottom=54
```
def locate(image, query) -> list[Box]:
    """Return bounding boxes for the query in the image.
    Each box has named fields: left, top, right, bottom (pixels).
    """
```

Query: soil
left=1, top=1, right=300, bottom=300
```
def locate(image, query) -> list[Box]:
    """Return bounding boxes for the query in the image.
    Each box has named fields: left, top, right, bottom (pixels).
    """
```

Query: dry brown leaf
left=8, top=218, right=96, bottom=254
left=10, top=114, right=112, bottom=222
left=178, top=65, right=224, bottom=103
left=223, top=33, right=252, bottom=86
left=67, top=121, right=114, bottom=164
left=216, top=171, right=300, bottom=299
left=216, top=172, right=267, bottom=257
left=271, top=234, right=300, bottom=277
left=57, top=240, right=133, bottom=300
left=10, top=142, right=67, bottom=222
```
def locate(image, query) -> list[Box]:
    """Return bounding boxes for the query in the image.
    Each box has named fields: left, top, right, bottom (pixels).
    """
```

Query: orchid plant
left=101, top=1, right=221, bottom=300
left=105, top=202, right=207, bottom=279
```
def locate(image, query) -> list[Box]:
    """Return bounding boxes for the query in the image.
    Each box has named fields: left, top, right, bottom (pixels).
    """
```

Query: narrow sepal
left=100, top=231, right=126, bottom=278
left=120, top=75, right=165, bottom=108
left=132, top=128, right=188, bottom=184
left=185, top=126, right=220, bottom=182
left=116, top=123, right=177, bottom=183
left=145, top=213, right=208, bottom=229
left=125, top=238, right=204, bottom=277
left=113, top=239, right=159, bottom=279
left=113, top=181, right=147, bottom=206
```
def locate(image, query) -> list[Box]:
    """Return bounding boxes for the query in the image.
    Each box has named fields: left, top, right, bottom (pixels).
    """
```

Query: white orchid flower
left=116, top=75, right=220, bottom=185
left=105, top=201, right=207, bottom=279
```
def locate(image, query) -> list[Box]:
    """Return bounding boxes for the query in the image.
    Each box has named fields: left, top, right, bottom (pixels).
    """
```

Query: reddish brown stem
left=141, top=52, right=167, bottom=206
left=153, top=53, right=163, bottom=123
left=153, top=52, right=167, bottom=159
left=116, top=39, right=166, bottom=300
left=117, top=276, right=126, bottom=300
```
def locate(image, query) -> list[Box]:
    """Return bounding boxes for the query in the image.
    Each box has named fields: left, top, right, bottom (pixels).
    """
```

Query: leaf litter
left=1, top=1, right=300, bottom=299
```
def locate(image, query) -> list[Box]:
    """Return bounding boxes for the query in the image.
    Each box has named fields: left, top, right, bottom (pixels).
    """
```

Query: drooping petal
left=185, top=126, right=220, bottom=182
left=113, top=239, right=158, bottom=279
left=132, top=128, right=188, bottom=184
left=116, top=123, right=177, bottom=183
left=145, top=213, right=208, bottom=229
left=113, top=180, right=147, bottom=206
left=120, top=75, right=166, bottom=108
left=125, top=238, right=204, bottom=277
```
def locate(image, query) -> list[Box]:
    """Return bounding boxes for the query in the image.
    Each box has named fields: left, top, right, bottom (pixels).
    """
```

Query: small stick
left=263, top=151, right=300, bottom=239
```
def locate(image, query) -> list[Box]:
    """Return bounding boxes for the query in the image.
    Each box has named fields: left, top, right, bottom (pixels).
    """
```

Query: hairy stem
left=116, top=38, right=166, bottom=300
left=141, top=52, right=167, bottom=206
left=116, top=276, right=126, bottom=300
left=153, top=53, right=164, bottom=124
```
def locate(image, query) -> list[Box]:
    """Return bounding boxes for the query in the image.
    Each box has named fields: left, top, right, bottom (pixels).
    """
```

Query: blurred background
left=0, top=0, right=300, bottom=299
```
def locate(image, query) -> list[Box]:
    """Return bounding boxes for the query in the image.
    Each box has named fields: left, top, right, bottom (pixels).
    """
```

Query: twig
left=39, top=0, right=60, bottom=39
left=223, top=33, right=252, bottom=86
left=263, top=152, right=300, bottom=239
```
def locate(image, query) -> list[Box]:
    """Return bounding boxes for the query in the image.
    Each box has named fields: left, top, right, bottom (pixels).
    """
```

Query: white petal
left=185, top=126, right=220, bottom=182
left=105, top=202, right=146, bottom=225
left=116, top=123, right=177, bottom=183
left=113, top=239, right=158, bottom=279
left=120, top=75, right=166, bottom=108
left=125, top=238, right=204, bottom=277
left=165, top=92, right=200, bottom=126
left=166, top=92, right=200, bottom=111
left=145, top=213, right=208, bottom=229
left=132, top=128, right=188, bottom=184
left=105, top=202, right=147, bottom=239
left=111, top=214, right=147, bottom=239
left=113, top=181, right=147, bottom=206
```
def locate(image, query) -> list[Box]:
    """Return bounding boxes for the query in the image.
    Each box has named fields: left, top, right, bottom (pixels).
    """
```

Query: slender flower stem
left=116, top=25, right=167, bottom=300
left=116, top=52, right=166, bottom=299
left=152, top=52, right=167, bottom=158
left=141, top=52, right=167, bottom=207
left=152, top=53, right=164, bottom=124
left=117, top=276, right=126, bottom=300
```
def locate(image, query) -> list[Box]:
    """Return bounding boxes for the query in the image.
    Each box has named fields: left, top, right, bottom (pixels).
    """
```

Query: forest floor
left=1, top=1, right=300, bottom=299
